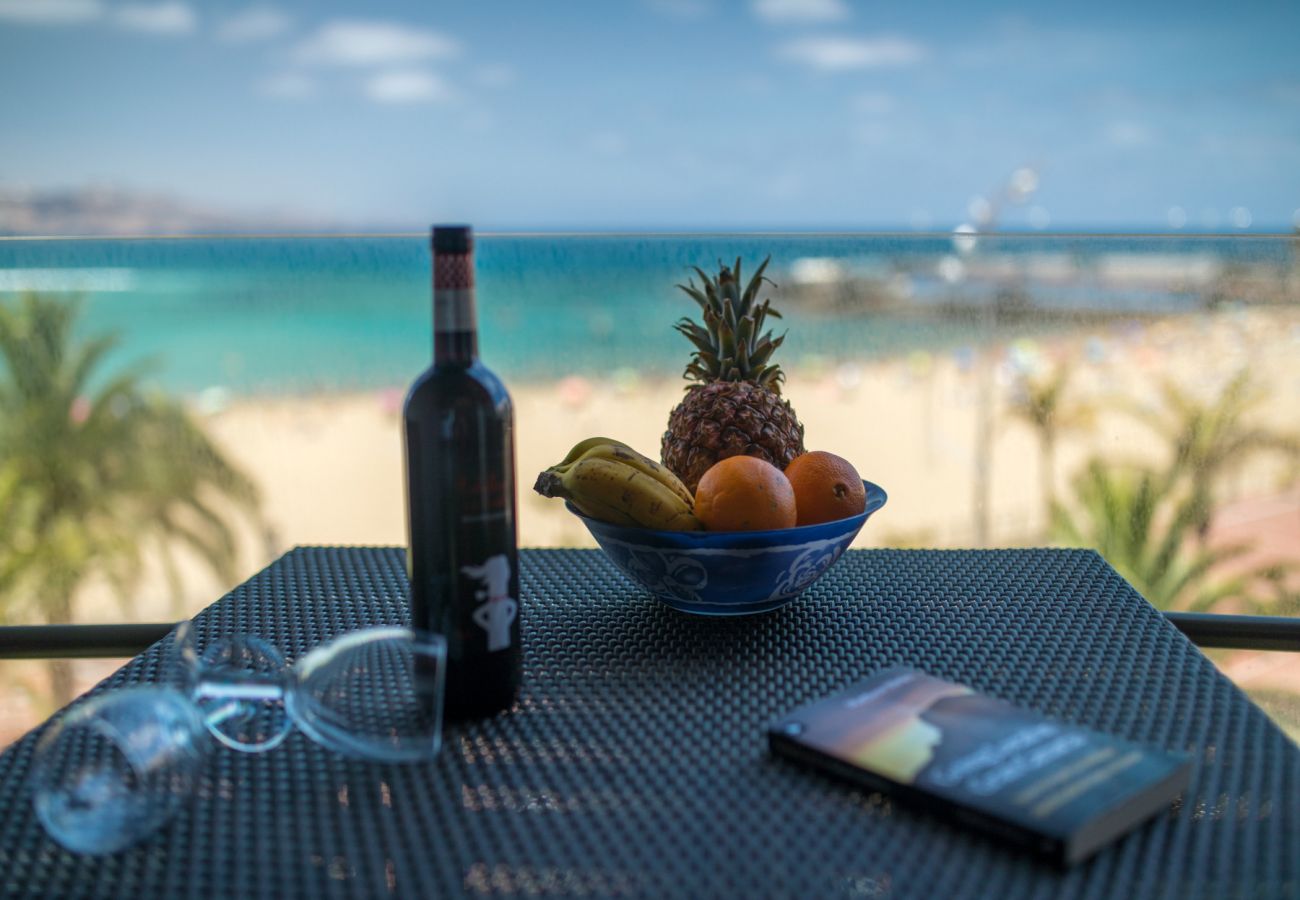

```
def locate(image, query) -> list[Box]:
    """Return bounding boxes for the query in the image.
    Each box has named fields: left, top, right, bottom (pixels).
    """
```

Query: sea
left=0, top=233, right=1292, bottom=396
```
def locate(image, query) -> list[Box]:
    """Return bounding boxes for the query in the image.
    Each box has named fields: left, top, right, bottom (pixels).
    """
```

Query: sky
left=1, top=0, right=1299, bottom=231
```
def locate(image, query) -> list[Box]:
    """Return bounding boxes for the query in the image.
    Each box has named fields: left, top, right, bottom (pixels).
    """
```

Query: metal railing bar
left=0, top=613, right=1297, bottom=659
left=0, top=623, right=177, bottom=659
left=1162, top=612, right=1300, bottom=652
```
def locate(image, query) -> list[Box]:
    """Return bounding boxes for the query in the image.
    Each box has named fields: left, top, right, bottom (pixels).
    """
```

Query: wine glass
left=30, top=623, right=446, bottom=855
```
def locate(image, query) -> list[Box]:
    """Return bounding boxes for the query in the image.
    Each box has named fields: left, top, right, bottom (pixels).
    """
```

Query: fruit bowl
left=567, top=480, right=887, bottom=616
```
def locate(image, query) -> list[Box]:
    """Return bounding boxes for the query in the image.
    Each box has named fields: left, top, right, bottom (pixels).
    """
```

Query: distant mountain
left=0, top=185, right=330, bottom=236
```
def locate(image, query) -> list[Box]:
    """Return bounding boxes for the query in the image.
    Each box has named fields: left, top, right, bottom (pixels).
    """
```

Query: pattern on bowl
left=569, top=480, right=887, bottom=616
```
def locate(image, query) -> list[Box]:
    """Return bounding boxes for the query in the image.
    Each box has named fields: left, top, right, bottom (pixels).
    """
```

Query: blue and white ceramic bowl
left=568, top=480, right=887, bottom=616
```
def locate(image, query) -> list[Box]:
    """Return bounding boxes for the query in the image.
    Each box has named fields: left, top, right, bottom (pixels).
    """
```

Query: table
left=1, top=547, right=1296, bottom=898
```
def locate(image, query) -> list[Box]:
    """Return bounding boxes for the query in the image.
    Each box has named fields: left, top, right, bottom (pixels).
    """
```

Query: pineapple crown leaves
left=674, top=255, right=787, bottom=393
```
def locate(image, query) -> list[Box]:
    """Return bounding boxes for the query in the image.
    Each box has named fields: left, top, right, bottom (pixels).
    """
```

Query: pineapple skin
left=661, top=380, right=806, bottom=493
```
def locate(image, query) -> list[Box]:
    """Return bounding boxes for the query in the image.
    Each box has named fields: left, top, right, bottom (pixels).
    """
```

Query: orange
left=784, top=451, right=866, bottom=526
left=694, top=455, right=797, bottom=532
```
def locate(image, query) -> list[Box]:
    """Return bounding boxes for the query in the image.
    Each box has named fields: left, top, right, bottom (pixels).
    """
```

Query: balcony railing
left=2, top=613, right=1299, bottom=660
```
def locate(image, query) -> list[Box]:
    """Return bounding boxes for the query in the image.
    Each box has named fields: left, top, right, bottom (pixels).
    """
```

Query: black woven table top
left=1, top=547, right=1297, bottom=899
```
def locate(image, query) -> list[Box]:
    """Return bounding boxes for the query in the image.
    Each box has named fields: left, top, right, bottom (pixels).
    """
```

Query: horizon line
left=2, top=227, right=1298, bottom=242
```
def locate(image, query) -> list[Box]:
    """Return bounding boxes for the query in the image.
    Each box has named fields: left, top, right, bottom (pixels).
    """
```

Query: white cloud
left=778, top=36, right=925, bottom=71
left=364, top=69, right=454, bottom=104
left=217, top=6, right=290, bottom=43
left=260, top=71, right=314, bottom=99
left=0, top=0, right=102, bottom=24
left=295, top=20, right=458, bottom=67
left=113, top=2, right=196, bottom=35
left=752, top=0, right=848, bottom=24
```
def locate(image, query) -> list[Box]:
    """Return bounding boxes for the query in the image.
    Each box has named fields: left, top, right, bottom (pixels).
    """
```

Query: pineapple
left=661, top=256, right=805, bottom=492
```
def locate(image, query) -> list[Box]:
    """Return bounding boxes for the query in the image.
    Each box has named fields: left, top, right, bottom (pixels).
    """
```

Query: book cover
left=768, top=667, right=1192, bottom=865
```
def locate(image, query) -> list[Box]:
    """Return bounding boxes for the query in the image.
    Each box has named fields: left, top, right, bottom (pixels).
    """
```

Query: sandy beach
left=3, top=306, right=1298, bottom=744
left=194, top=305, right=1298, bottom=564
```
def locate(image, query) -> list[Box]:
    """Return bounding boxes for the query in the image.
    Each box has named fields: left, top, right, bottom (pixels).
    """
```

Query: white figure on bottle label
left=462, top=555, right=517, bottom=651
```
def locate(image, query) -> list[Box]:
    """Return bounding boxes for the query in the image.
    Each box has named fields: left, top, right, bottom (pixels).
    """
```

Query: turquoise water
left=0, top=234, right=1289, bottom=395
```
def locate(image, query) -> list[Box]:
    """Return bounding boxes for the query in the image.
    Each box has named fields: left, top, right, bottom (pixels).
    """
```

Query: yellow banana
left=566, top=443, right=694, bottom=508
left=552, top=436, right=633, bottom=471
left=539, top=438, right=693, bottom=502
left=534, top=437, right=701, bottom=530
left=568, top=494, right=640, bottom=527
left=562, top=457, right=702, bottom=531
left=658, top=508, right=705, bottom=532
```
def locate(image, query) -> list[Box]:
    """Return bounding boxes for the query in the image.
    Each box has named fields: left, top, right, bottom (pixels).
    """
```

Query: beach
left=2, top=306, right=1298, bottom=744
left=193, top=305, right=1298, bottom=557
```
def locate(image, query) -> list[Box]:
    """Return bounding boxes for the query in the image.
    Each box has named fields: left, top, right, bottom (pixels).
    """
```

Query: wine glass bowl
left=29, top=686, right=207, bottom=855
left=288, top=627, right=447, bottom=763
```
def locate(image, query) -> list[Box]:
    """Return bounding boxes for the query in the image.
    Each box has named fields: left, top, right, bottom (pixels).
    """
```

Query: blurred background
left=1, top=0, right=1298, bottom=743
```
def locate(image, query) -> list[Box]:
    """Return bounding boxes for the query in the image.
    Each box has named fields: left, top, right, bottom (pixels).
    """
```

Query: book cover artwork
left=769, top=668, right=1192, bottom=865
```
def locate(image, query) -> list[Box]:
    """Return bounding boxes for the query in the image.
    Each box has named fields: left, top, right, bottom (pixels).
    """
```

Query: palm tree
left=1050, top=459, right=1254, bottom=610
left=0, top=293, right=260, bottom=705
left=1006, top=362, right=1094, bottom=529
left=1051, top=457, right=1295, bottom=612
left=1136, top=369, right=1300, bottom=543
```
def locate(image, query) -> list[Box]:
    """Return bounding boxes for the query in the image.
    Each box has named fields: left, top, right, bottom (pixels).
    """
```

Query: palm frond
left=0, top=293, right=262, bottom=633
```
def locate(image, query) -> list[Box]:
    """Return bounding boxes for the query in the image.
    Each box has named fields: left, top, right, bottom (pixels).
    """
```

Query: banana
left=565, top=443, right=695, bottom=508
left=567, top=494, right=640, bottom=527
left=534, top=437, right=701, bottom=530
left=562, top=457, right=702, bottom=531
left=539, top=439, right=694, bottom=505
left=533, top=459, right=644, bottom=526
left=551, top=436, right=634, bottom=471
left=658, top=508, right=705, bottom=532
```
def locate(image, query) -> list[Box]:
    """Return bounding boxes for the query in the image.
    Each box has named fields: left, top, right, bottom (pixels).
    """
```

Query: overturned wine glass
left=28, top=622, right=446, bottom=855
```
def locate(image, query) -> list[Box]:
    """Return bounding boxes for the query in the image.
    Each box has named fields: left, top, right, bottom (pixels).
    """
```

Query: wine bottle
left=403, top=224, right=520, bottom=720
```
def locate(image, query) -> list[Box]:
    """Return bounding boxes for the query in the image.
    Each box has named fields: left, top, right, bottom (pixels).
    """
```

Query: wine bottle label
left=461, top=555, right=517, bottom=651
left=435, top=288, right=476, bottom=334
left=434, top=252, right=476, bottom=334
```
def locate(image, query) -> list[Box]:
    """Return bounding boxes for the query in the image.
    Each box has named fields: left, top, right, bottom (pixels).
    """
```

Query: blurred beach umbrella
left=0, top=293, right=261, bottom=706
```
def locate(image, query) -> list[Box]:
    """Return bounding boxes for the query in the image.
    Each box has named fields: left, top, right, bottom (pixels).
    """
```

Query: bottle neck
left=435, top=328, right=478, bottom=365
left=433, top=251, right=478, bottom=366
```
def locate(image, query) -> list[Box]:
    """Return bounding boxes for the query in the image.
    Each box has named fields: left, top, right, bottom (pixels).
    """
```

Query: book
left=767, top=667, right=1192, bottom=866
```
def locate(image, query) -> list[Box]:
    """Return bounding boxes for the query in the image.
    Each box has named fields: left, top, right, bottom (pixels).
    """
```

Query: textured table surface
left=0, top=547, right=1296, bottom=899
